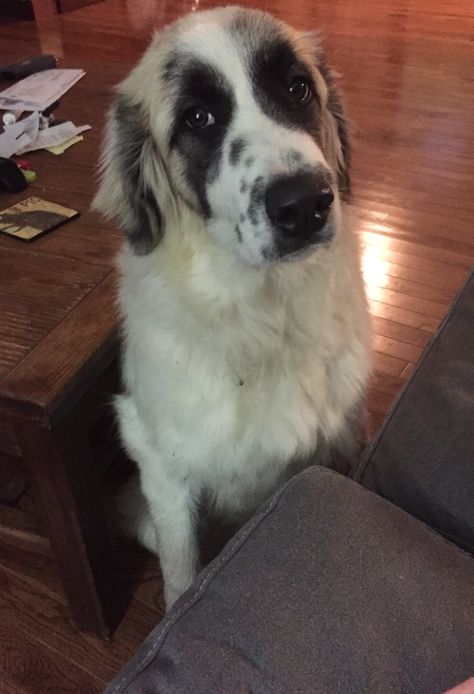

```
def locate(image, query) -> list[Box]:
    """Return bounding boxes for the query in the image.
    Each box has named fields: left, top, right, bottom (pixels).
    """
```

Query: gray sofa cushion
left=106, top=467, right=474, bottom=694
left=352, top=268, right=474, bottom=554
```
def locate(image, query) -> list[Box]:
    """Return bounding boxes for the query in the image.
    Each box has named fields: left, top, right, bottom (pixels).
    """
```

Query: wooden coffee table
left=0, top=63, right=131, bottom=637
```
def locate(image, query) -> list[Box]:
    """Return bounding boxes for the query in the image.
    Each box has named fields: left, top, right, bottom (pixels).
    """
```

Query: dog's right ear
left=93, top=93, right=163, bottom=255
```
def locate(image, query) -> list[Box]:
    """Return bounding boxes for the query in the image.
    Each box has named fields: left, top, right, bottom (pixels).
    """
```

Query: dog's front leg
left=141, top=469, right=199, bottom=610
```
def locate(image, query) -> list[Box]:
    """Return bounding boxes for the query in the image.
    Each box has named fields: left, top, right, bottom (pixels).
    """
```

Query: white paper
left=0, top=69, right=85, bottom=112
left=0, top=111, right=39, bottom=158
left=16, top=121, right=91, bottom=154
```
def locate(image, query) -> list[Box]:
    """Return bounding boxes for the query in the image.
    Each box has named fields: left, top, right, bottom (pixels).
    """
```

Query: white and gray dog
left=94, top=6, right=371, bottom=608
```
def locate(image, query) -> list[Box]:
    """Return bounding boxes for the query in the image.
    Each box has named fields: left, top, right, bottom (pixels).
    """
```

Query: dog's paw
left=164, top=583, right=188, bottom=611
left=116, top=476, right=159, bottom=555
left=163, top=568, right=200, bottom=610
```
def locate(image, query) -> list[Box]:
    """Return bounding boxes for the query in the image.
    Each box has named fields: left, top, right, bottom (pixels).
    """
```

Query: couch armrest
left=107, top=467, right=474, bottom=694
left=352, top=269, right=474, bottom=554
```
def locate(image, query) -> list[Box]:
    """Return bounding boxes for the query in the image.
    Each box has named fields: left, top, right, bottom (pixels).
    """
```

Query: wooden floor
left=1, top=0, right=474, bottom=690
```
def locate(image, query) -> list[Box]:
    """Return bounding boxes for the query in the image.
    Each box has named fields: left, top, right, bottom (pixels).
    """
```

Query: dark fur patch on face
left=244, top=156, right=255, bottom=168
left=229, top=138, right=247, bottom=165
left=240, top=180, right=248, bottom=193
left=168, top=59, right=235, bottom=217
left=230, top=13, right=350, bottom=199
left=114, top=94, right=162, bottom=255
left=235, top=224, right=243, bottom=242
left=250, top=39, right=321, bottom=139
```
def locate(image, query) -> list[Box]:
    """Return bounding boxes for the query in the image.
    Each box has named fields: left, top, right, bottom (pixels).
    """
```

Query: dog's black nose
left=265, top=173, right=334, bottom=238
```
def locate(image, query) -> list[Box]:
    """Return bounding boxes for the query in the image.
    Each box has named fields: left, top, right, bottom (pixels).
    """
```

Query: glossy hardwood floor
left=1, top=0, right=473, bottom=690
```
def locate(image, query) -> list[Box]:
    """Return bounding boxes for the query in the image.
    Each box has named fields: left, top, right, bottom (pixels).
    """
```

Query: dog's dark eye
left=288, top=77, right=313, bottom=105
left=184, top=107, right=215, bottom=130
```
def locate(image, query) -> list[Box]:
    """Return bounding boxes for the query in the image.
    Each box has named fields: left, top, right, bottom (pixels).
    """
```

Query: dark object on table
left=0, top=55, right=57, bottom=81
left=0, top=0, right=34, bottom=22
left=0, top=158, right=27, bottom=193
left=42, top=99, right=61, bottom=118
left=106, top=269, right=474, bottom=694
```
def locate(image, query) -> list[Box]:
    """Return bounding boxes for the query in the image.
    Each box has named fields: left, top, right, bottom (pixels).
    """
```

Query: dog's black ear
left=317, top=58, right=351, bottom=201
left=93, top=93, right=163, bottom=255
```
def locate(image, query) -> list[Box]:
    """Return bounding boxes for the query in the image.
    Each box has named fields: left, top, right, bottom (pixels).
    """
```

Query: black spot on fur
left=229, top=138, right=247, bottom=165
left=240, top=180, right=248, bottom=194
left=114, top=94, right=162, bottom=255
left=239, top=213, right=246, bottom=223
left=168, top=59, right=235, bottom=217
left=235, top=224, right=243, bottom=242
left=288, top=150, right=303, bottom=167
left=261, top=246, right=273, bottom=261
left=244, top=156, right=255, bottom=168
left=247, top=175, right=265, bottom=225
left=162, top=55, right=179, bottom=82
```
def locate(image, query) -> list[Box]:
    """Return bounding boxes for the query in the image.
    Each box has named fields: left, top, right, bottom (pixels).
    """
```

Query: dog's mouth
left=268, top=221, right=335, bottom=261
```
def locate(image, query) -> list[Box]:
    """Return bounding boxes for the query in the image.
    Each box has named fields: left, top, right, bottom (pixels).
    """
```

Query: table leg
left=14, top=417, right=127, bottom=638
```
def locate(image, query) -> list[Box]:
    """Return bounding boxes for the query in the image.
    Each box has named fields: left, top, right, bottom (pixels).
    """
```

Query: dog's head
left=94, top=7, right=351, bottom=265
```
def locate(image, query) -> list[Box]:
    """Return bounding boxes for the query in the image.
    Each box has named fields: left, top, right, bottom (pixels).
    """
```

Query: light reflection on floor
left=358, top=219, right=393, bottom=301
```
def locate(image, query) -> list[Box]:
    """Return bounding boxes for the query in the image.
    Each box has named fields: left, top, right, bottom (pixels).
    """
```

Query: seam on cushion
left=394, top=508, right=474, bottom=560
left=310, top=468, right=474, bottom=563
left=351, top=267, right=474, bottom=483
left=352, top=477, right=474, bottom=562
left=108, top=467, right=321, bottom=693
left=427, top=525, right=474, bottom=557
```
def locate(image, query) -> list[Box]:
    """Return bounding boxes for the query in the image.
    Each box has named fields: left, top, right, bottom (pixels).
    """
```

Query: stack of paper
left=0, top=69, right=85, bottom=112
left=17, top=120, right=91, bottom=155
left=0, top=111, right=91, bottom=158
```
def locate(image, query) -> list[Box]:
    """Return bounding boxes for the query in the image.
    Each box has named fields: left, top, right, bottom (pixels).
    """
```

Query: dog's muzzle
left=265, top=172, right=334, bottom=257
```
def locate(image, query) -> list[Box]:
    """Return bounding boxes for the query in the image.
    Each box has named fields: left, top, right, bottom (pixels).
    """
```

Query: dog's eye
left=184, top=107, right=215, bottom=130
left=288, top=77, right=313, bottom=105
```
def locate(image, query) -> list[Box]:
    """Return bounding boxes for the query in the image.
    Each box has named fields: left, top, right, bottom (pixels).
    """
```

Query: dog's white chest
left=118, top=223, right=370, bottom=517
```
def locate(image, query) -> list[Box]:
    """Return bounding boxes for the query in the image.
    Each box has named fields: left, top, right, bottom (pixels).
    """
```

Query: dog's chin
left=236, top=237, right=333, bottom=268
left=278, top=243, right=324, bottom=263
left=266, top=228, right=336, bottom=264
left=212, top=218, right=335, bottom=268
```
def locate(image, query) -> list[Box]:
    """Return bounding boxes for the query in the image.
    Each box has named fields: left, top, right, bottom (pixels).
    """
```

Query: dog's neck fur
left=128, top=202, right=348, bottom=316
left=119, top=200, right=365, bottom=402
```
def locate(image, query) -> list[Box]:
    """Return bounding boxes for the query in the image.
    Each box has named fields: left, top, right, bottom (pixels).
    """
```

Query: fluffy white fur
left=94, top=7, right=372, bottom=608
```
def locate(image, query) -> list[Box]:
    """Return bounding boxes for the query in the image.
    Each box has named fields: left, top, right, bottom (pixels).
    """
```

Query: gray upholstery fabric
left=352, top=268, right=474, bottom=554
left=106, top=467, right=474, bottom=694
